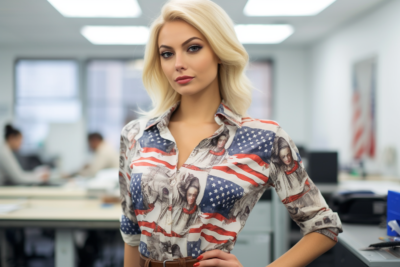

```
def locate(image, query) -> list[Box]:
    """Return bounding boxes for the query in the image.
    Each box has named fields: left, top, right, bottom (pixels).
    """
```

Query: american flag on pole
left=352, top=58, right=377, bottom=159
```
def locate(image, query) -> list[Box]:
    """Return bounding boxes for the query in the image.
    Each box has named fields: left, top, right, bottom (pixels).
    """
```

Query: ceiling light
left=47, top=0, right=141, bottom=18
left=234, top=24, right=294, bottom=44
left=81, top=26, right=149, bottom=45
left=244, top=0, right=336, bottom=16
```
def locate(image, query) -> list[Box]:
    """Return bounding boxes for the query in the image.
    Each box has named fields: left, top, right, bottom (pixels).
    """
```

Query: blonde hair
left=142, top=0, right=252, bottom=118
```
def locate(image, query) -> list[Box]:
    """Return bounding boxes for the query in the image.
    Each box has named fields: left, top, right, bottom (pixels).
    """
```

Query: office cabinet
left=231, top=201, right=272, bottom=266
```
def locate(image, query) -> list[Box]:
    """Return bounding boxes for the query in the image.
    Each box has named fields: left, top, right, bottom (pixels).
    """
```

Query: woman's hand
left=194, top=250, right=243, bottom=267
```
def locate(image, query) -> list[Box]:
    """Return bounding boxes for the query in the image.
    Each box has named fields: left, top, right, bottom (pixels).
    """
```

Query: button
left=177, top=169, right=180, bottom=174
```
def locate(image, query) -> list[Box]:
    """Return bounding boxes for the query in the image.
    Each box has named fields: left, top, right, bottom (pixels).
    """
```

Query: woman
left=0, top=125, right=48, bottom=185
left=172, top=174, right=201, bottom=235
left=118, top=0, right=343, bottom=266
left=270, top=136, right=323, bottom=223
left=185, top=131, right=229, bottom=170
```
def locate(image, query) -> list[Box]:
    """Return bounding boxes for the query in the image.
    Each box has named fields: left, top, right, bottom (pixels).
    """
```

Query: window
left=14, top=59, right=81, bottom=153
left=86, top=59, right=152, bottom=149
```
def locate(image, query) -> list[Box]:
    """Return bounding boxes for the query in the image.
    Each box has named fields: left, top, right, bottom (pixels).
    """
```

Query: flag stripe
left=138, top=221, right=156, bottom=229
left=282, top=179, right=310, bottom=204
left=154, top=225, right=183, bottom=238
left=142, top=230, right=152, bottom=237
left=201, top=232, right=229, bottom=244
left=212, top=166, right=259, bottom=187
left=352, top=127, right=364, bottom=147
left=232, top=154, right=269, bottom=167
left=189, top=223, right=237, bottom=238
left=131, top=157, right=175, bottom=170
left=232, top=162, right=269, bottom=184
left=141, top=147, right=177, bottom=155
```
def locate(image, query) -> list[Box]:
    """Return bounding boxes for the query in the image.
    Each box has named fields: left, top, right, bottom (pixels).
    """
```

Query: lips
left=175, top=75, right=194, bottom=85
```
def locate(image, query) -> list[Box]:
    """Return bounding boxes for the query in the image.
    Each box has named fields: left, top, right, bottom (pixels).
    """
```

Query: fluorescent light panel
left=82, top=24, right=292, bottom=45
left=234, top=24, right=294, bottom=44
left=244, top=0, right=336, bottom=16
left=47, top=0, right=141, bottom=18
left=81, top=26, right=149, bottom=45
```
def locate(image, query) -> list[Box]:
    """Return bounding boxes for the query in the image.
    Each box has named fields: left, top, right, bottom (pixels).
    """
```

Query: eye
left=188, top=45, right=202, bottom=53
left=160, top=51, right=173, bottom=59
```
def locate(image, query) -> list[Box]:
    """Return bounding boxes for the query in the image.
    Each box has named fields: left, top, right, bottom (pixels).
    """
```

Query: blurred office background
left=1, top=0, right=400, bottom=266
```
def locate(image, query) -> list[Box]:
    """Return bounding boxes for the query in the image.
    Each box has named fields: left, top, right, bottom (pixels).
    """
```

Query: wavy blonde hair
left=142, top=0, right=252, bottom=118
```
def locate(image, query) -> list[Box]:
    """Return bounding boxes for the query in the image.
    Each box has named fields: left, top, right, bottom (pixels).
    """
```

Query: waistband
left=139, top=254, right=199, bottom=267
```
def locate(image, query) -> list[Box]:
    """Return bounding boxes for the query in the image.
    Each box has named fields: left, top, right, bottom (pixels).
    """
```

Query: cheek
left=192, top=52, right=218, bottom=79
left=161, top=60, right=174, bottom=80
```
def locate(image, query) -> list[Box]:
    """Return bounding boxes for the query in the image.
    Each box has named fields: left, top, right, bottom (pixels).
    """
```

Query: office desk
left=0, top=199, right=120, bottom=227
left=337, top=224, right=400, bottom=267
left=315, top=180, right=400, bottom=195
left=0, top=186, right=87, bottom=199
left=0, top=199, right=121, bottom=267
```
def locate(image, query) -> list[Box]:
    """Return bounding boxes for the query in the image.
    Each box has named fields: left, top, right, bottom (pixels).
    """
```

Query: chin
left=175, top=87, right=204, bottom=96
left=173, top=81, right=209, bottom=96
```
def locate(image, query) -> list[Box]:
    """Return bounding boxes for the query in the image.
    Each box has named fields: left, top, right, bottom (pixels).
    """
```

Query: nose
left=174, top=51, right=186, bottom=71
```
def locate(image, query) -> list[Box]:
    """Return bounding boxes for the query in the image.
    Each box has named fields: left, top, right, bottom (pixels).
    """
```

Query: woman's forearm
left=267, top=232, right=337, bottom=267
left=124, top=243, right=140, bottom=267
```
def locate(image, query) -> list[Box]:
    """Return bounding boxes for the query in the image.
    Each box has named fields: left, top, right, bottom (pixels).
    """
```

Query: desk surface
left=339, top=224, right=400, bottom=267
left=315, top=180, right=400, bottom=194
left=0, top=199, right=120, bottom=228
left=0, top=186, right=87, bottom=199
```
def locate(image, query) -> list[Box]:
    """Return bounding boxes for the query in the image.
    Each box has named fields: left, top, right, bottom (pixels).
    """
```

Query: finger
left=198, top=249, right=232, bottom=261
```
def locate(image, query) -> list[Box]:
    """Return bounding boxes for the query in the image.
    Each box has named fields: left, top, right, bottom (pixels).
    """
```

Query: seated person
left=79, top=133, right=119, bottom=177
left=0, top=124, right=48, bottom=185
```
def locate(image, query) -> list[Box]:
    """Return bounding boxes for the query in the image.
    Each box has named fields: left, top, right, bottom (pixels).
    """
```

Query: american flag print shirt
left=118, top=101, right=343, bottom=261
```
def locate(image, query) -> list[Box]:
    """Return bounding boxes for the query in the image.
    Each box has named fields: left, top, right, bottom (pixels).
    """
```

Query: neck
left=171, top=78, right=221, bottom=124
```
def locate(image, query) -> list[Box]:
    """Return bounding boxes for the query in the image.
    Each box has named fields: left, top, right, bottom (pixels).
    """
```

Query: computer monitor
left=307, top=151, right=338, bottom=184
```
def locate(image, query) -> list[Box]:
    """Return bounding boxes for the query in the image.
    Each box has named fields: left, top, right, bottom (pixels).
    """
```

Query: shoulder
left=240, top=117, right=296, bottom=150
left=120, top=118, right=148, bottom=139
left=240, top=116, right=281, bottom=134
left=0, top=142, right=11, bottom=156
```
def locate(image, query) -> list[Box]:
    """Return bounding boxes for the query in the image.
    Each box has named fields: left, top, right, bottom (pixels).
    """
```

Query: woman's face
left=163, top=187, right=169, bottom=195
left=217, top=135, right=227, bottom=149
left=279, top=147, right=293, bottom=166
left=186, top=187, right=198, bottom=206
left=8, top=135, right=23, bottom=151
left=158, top=20, right=221, bottom=97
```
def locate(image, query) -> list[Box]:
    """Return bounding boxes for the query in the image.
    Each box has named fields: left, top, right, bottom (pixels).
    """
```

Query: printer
left=330, top=190, right=387, bottom=225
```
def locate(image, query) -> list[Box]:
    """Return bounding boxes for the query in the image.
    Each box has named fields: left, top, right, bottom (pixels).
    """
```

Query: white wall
left=308, top=0, right=400, bottom=175
left=250, top=47, right=310, bottom=145
left=0, top=45, right=310, bottom=145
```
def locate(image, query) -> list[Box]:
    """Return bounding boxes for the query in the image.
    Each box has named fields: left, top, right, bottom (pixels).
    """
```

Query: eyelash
left=160, top=45, right=203, bottom=59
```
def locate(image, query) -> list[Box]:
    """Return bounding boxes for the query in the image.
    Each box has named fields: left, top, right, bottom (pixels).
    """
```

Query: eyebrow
left=159, top=37, right=203, bottom=50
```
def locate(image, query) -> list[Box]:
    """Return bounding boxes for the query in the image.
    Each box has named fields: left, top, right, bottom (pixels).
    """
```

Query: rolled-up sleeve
left=269, top=127, right=343, bottom=242
left=119, top=121, right=141, bottom=246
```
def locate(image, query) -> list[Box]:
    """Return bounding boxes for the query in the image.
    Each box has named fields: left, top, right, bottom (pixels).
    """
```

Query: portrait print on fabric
left=269, top=129, right=340, bottom=238
left=118, top=102, right=343, bottom=261
left=184, top=128, right=230, bottom=171
left=173, top=174, right=202, bottom=235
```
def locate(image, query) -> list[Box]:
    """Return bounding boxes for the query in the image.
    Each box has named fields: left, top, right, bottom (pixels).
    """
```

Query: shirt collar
left=144, top=100, right=242, bottom=131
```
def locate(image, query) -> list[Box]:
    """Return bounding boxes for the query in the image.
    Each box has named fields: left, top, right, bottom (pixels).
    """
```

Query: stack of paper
left=0, top=204, right=21, bottom=214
